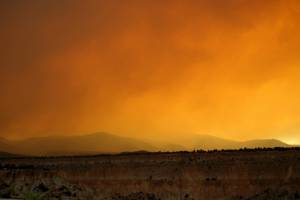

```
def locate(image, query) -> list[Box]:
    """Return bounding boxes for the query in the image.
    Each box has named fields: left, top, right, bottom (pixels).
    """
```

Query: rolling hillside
left=162, top=133, right=290, bottom=150
left=0, top=132, right=292, bottom=156
left=11, top=132, right=157, bottom=156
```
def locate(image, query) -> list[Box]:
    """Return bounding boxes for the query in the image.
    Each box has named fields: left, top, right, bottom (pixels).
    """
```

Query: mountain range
left=0, top=132, right=291, bottom=156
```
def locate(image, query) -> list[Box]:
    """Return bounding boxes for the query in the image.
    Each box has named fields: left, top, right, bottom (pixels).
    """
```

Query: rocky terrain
left=1, top=148, right=300, bottom=199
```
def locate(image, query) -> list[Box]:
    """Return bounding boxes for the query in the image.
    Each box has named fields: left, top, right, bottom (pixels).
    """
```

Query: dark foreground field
left=1, top=149, right=300, bottom=200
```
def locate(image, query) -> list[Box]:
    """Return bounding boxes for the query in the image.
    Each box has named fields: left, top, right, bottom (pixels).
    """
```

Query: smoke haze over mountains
left=1, top=0, right=300, bottom=144
left=0, top=132, right=293, bottom=156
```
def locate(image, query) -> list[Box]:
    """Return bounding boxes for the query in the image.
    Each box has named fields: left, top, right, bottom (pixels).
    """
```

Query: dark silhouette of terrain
left=166, top=133, right=290, bottom=150
left=4, top=132, right=157, bottom=156
left=0, top=151, right=21, bottom=157
left=0, top=148, right=300, bottom=199
left=0, top=132, right=292, bottom=156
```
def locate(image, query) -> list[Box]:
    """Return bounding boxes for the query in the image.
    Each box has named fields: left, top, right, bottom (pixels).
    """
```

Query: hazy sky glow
left=1, top=0, right=300, bottom=143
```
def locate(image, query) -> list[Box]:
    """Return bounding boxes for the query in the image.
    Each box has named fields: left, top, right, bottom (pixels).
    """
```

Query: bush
left=23, top=192, right=44, bottom=200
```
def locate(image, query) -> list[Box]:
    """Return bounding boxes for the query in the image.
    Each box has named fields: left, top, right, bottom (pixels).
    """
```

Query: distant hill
left=165, top=134, right=290, bottom=150
left=0, top=132, right=292, bottom=156
left=0, top=151, right=21, bottom=157
left=0, top=137, right=13, bottom=152
left=190, top=134, right=240, bottom=150
left=11, top=132, right=157, bottom=156
left=159, top=143, right=188, bottom=151
left=240, top=139, right=289, bottom=148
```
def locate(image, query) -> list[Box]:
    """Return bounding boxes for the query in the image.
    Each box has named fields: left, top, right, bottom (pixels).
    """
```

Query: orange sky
left=1, top=0, right=300, bottom=143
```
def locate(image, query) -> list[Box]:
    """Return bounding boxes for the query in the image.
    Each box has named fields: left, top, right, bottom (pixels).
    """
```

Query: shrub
left=23, top=192, right=44, bottom=200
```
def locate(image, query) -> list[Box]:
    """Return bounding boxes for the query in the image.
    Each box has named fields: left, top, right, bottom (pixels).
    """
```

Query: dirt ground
left=1, top=149, right=300, bottom=200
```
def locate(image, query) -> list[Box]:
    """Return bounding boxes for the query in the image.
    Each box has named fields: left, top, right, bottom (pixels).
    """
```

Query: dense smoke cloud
left=1, top=0, right=300, bottom=143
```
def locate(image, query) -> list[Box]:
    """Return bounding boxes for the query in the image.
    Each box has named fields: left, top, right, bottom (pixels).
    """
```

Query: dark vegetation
left=1, top=147, right=299, bottom=160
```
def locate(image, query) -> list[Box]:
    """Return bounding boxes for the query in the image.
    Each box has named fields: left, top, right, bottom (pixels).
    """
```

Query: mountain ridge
left=0, top=132, right=292, bottom=156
